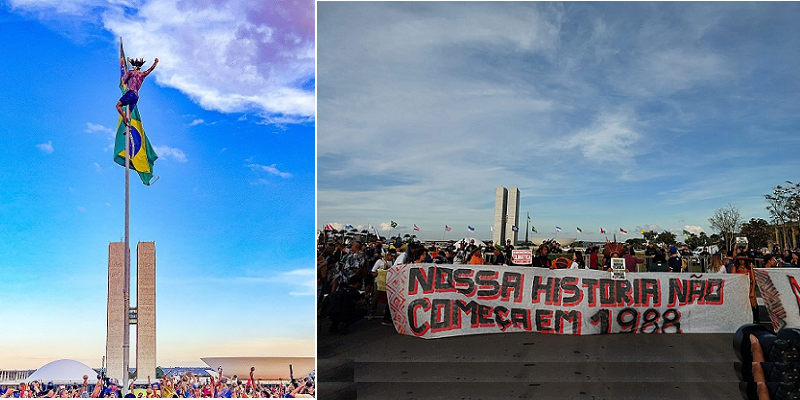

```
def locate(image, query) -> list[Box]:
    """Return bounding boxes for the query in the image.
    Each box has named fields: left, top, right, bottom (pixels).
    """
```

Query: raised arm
left=143, top=58, right=159, bottom=77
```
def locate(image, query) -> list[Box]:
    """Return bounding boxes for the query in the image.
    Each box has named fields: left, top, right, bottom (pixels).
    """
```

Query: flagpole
left=525, top=213, right=529, bottom=244
left=123, top=106, right=131, bottom=395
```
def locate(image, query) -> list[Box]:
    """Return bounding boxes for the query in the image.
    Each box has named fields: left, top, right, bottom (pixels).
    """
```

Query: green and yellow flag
left=114, top=39, right=158, bottom=185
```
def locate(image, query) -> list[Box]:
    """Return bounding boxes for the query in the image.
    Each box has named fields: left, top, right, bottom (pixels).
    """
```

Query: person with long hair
left=734, top=256, right=759, bottom=323
left=707, top=253, right=727, bottom=273
left=569, top=250, right=585, bottom=269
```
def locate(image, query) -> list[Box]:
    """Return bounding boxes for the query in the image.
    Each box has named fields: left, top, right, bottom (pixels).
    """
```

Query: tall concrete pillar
left=505, top=187, right=520, bottom=245
left=493, top=187, right=508, bottom=245
left=136, top=242, right=156, bottom=380
left=106, top=242, right=127, bottom=383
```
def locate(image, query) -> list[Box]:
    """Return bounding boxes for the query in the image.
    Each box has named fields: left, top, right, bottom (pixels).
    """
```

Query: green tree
left=740, top=218, right=771, bottom=249
left=656, top=231, right=677, bottom=246
left=685, top=232, right=711, bottom=249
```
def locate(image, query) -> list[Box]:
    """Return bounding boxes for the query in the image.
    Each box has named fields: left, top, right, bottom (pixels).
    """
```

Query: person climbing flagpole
left=112, top=38, right=160, bottom=395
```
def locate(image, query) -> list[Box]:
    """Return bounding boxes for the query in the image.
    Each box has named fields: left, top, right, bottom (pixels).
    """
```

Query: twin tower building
left=106, top=241, right=156, bottom=383
left=493, top=187, right=521, bottom=246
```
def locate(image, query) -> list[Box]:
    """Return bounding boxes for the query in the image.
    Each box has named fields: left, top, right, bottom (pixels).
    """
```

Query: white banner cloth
left=386, top=264, right=752, bottom=338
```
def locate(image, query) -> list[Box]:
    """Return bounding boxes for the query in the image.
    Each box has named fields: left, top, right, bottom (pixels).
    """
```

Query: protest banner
left=386, top=264, right=752, bottom=339
left=753, top=268, right=800, bottom=331
left=511, top=250, right=532, bottom=265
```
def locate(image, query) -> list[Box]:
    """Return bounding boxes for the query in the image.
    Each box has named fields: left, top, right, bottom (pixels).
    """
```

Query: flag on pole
left=114, top=38, right=158, bottom=185
left=683, top=229, right=691, bottom=237
left=576, top=227, right=582, bottom=233
left=531, top=226, right=537, bottom=233
left=445, top=225, right=451, bottom=232
left=527, top=213, right=531, bottom=223
left=641, top=229, right=646, bottom=235
left=490, top=225, right=494, bottom=232
left=324, top=224, right=333, bottom=230
left=512, top=225, right=518, bottom=232
left=600, top=228, right=606, bottom=234
left=413, top=224, right=420, bottom=231
left=345, top=224, right=354, bottom=230
left=468, top=226, right=475, bottom=232
left=390, top=221, right=398, bottom=228
left=664, top=229, right=670, bottom=234
left=555, top=226, right=562, bottom=233
left=620, top=228, right=628, bottom=234
left=370, top=224, right=381, bottom=238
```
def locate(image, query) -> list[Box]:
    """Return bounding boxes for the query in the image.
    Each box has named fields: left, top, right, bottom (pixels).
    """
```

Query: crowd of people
left=318, top=232, right=800, bottom=332
left=0, top=368, right=315, bottom=398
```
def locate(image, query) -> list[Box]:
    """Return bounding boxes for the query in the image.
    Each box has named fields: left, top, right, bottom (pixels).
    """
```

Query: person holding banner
left=569, top=251, right=585, bottom=269
left=733, top=256, right=760, bottom=323
left=708, top=254, right=727, bottom=273
left=468, top=246, right=485, bottom=265
left=369, top=251, right=394, bottom=325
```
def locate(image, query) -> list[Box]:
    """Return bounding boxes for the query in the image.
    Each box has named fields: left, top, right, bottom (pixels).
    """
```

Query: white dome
left=25, top=359, right=99, bottom=384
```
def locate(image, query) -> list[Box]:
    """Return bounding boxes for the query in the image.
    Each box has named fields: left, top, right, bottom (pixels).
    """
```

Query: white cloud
left=36, top=141, right=54, bottom=154
left=85, top=122, right=114, bottom=135
left=188, top=119, right=204, bottom=127
left=641, top=224, right=664, bottom=233
left=10, top=0, right=314, bottom=121
left=153, top=145, right=187, bottom=162
left=93, top=162, right=101, bottom=172
left=557, top=111, right=642, bottom=164
left=101, top=0, right=314, bottom=119
left=684, top=225, right=704, bottom=235
left=248, top=163, right=291, bottom=179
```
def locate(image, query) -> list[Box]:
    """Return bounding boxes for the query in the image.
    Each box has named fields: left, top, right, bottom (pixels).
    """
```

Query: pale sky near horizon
left=0, top=0, right=314, bottom=369
left=318, top=2, right=800, bottom=243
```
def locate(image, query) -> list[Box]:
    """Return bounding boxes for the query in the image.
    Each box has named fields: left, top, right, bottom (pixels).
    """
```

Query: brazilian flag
left=114, top=39, right=158, bottom=185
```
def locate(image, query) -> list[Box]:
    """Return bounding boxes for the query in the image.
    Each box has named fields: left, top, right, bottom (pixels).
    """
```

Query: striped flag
left=468, top=226, right=475, bottom=232
left=683, top=229, right=691, bottom=237
left=620, top=228, right=628, bottom=234
left=445, top=225, right=451, bottom=232
left=413, top=224, right=420, bottom=231
left=555, top=226, right=562, bottom=233
left=345, top=224, right=354, bottom=230
left=641, top=229, right=646, bottom=235
left=600, top=228, right=606, bottom=234
left=324, top=224, right=333, bottom=230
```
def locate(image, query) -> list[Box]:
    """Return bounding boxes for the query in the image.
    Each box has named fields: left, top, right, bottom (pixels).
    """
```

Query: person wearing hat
left=504, top=239, right=514, bottom=265
left=667, top=246, right=682, bottom=273
left=116, top=57, right=159, bottom=126
left=468, top=246, right=485, bottom=265
left=492, top=245, right=506, bottom=266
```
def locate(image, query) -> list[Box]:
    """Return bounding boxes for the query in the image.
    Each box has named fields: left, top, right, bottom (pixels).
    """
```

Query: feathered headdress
left=128, top=58, right=146, bottom=70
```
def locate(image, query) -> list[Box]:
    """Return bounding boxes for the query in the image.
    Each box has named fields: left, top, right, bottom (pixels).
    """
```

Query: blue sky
left=0, top=0, right=314, bottom=369
left=317, top=2, right=800, bottom=242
